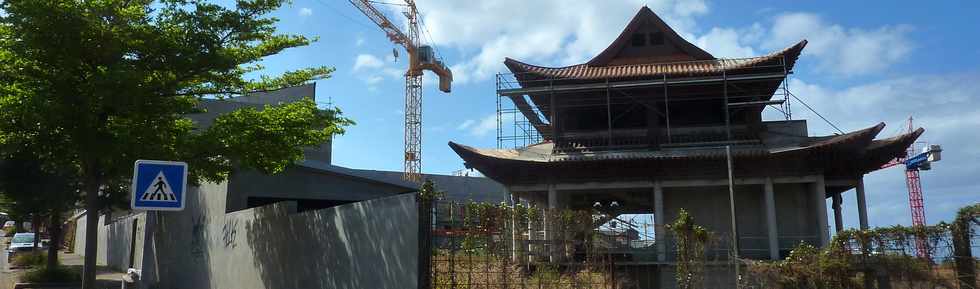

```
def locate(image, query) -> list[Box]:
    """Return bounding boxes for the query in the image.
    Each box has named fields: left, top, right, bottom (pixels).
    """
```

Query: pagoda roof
left=504, top=40, right=806, bottom=81
left=860, top=127, right=925, bottom=171
left=451, top=122, right=882, bottom=164
left=449, top=123, right=924, bottom=180
left=587, top=6, right=715, bottom=66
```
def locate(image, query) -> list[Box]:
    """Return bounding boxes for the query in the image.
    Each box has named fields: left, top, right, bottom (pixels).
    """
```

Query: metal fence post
left=417, top=194, right=433, bottom=289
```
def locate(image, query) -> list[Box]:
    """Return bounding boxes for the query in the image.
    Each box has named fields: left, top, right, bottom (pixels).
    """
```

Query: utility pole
left=726, top=145, right=741, bottom=287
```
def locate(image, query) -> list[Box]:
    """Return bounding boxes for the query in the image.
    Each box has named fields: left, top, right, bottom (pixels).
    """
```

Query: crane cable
left=788, top=91, right=845, bottom=134
left=313, top=0, right=376, bottom=30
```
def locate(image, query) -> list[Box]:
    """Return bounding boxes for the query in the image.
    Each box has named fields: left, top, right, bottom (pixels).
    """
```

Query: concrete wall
left=773, top=183, right=820, bottom=249
left=661, top=182, right=820, bottom=260
left=71, top=213, right=110, bottom=266
left=224, top=166, right=412, bottom=213
left=139, top=180, right=418, bottom=289
left=104, top=213, right=146, bottom=271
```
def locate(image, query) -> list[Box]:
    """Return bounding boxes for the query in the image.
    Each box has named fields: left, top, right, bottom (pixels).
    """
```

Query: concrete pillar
left=546, top=185, right=557, bottom=262
left=832, top=193, right=844, bottom=233
left=510, top=194, right=518, bottom=263
left=654, top=182, right=666, bottom=262
left=856, top=178, right=869, bottom=230
left=548, top=186, right=557, bottom=209
left=764, top=178, right=779, bottom=260
left=814, top=176, right=830, bottom=247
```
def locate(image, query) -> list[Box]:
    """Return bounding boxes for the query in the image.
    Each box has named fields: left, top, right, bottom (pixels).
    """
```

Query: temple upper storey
left=498, top=6, right=807, bottom=151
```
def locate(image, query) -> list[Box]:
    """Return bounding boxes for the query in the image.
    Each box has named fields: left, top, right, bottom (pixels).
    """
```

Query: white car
left=7, top=233, right=43, bottom=263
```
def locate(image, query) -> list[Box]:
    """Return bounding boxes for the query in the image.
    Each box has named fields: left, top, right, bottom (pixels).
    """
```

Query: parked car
left=6, top=232, right=43, bottom=263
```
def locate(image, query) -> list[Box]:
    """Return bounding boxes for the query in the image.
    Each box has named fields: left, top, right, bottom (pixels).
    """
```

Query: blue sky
left=252, top=0, right=979, bottom=229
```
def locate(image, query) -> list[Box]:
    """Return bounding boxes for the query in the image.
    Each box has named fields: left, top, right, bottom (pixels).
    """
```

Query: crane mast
left=349, top=0, right=453, bottom=183
left=879, top=117, right=940, bottom=258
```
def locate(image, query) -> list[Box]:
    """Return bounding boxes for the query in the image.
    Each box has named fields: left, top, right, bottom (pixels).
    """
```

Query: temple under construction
left=448, top=6, right=923, bottom=285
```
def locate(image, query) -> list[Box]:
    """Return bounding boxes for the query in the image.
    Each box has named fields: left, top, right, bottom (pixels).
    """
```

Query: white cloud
left=784, top=74, right=980, bottom=135
left=353, top=54, right=384, bottom=72
left=355, top=35, right=365, bottom=47
left=781, top=73, right=980, bottom=225
left=299, top=7, right=313, bottom=17
left=414, top=0, right=710, bottom=83
left=764, top=12, right=913, bottom=76
left=411, top=2, right=913, bottom=83
left=456, top=119, right=475, bottom=130
left=693, top=26, right=759, bottom=58
left=458, top=114, right=498, bottom=137
left=352, top=54, right=405, bottom=89
left=363, top=75, right=384, bottom=85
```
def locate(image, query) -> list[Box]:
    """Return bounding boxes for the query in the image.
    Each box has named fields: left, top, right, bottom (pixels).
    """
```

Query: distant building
left=449, top=6, right=921, bottom=285
left=187, top=84, right=508, bottom=212
left=75, top=82, right=507, bottom=289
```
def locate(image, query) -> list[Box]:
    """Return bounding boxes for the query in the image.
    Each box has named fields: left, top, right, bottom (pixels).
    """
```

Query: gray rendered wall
left=773, top=183, right=820, bottom=249
left=103, top=213, right=146, bottom=271
left=224, top=167, right=412, bottom=213
left=142, top=180, right=419, bottom=289
left=661, top=183, right=819, bottom=260
left=72, top=214, right=110, bottom=266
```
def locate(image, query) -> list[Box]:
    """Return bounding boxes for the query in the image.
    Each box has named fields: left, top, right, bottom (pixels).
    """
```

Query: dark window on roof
left=649, top=32, right=665, bottom=45
left=631, top=33, right=646, bottom=47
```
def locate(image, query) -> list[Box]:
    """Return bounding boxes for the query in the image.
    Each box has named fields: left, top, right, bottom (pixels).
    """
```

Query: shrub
left=11, top=251, right=46, bottom=268
left=20, top=265, right=81, bottom=283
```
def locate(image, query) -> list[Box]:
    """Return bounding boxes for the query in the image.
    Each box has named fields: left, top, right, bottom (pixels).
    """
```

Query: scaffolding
left=495, top=56, right=794, bottom=150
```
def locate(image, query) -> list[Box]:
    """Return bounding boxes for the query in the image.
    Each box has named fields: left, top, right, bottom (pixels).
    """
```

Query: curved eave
left=861, top=127, right=926, bottom=171
left=449, top=141, right=547, bottom=165
left=770, top=122, right=885, bottom=157
left=806, top=122, right=885, bottom=151
left=503, top=40, right=807, bottom=82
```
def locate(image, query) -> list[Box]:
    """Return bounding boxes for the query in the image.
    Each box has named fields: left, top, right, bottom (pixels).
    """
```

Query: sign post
left=131, top=160, right=188, bottom=211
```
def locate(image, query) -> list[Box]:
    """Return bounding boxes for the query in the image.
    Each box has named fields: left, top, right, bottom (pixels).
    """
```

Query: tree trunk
left=82, top=178, right=100, bottom=289
left=32, top=214, right=40, bottom=253
left=47, top=211, right=62, bottom=270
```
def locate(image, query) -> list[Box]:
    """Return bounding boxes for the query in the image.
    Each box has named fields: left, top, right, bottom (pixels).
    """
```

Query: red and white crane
left=879, top=116, right=943, bottom=257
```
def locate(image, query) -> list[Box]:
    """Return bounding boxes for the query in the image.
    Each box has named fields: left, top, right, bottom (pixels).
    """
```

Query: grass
left=11, top=251, right=46, bottom=268
left=19, top=265, right=81, bottom=283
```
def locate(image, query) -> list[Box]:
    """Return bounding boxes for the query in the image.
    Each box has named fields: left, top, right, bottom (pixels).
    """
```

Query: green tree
left=0, top=1, right=353, bottom=287
left=0, top=153, right=79, bottom=271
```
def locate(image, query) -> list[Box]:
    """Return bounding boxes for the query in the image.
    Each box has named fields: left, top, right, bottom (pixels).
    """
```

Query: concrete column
left=510, top=194, right=518, bottom=263
left=546, top=185, right=557, bottom=262
left=832, top=193, right=844, bottom=233
left=856, top=178, right=869, bottom=230
left=764, top=178, right=779, bottom=260
left=654, top=182, right=666, bottom=262
left=814, top=176, right=830, bottom=247
left=548, top=185, right=558, bottom=209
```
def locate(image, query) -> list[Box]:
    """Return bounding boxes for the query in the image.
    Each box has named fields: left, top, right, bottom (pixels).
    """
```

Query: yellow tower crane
left=349, top=0, right=453, bottom=183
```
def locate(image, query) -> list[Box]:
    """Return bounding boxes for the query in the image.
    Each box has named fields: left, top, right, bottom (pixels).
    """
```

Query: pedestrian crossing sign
left=131, top=160, right=187, bottom=211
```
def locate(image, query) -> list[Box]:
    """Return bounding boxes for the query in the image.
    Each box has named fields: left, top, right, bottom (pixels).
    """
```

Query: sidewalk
left=1, top=250, right=125, bottom=289
left=59, top=252, right=125, bottom=288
